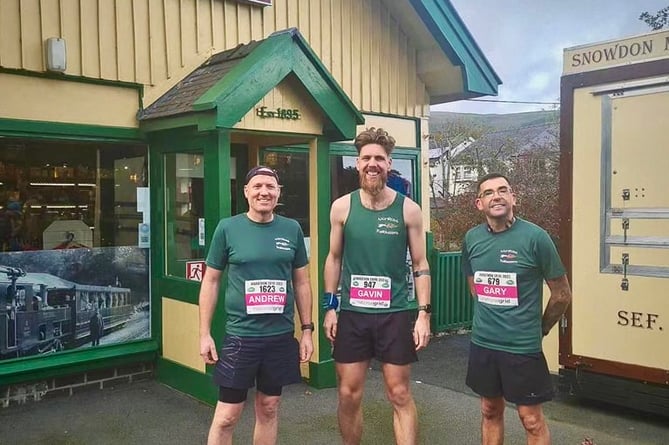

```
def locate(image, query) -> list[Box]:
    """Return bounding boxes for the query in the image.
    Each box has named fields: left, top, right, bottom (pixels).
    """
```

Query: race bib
left=245, top=279, right=287, bottom=314
left=350, top=274, right=391, bottom=309
left=473, top=271, right=518, bottom=306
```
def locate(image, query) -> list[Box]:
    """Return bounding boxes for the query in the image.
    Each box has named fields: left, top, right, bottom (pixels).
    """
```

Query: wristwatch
left=301, top=322, right=315, bottom=331
left=417, top=304, right=432, bottom=314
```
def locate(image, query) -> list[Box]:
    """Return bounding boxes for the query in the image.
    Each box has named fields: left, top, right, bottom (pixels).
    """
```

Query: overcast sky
left=431, top=0, right=668, bottom=115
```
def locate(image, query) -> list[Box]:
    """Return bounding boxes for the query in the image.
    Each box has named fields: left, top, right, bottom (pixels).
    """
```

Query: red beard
left=359, top=170, right=387, bottom=196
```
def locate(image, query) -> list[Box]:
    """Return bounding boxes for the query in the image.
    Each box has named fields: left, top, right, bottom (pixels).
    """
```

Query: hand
left=299, top=332, right=314, bottom=363
left=413, top=312, right=431, bottom=351
left=323, top=309, right=338, bottom=343
left=199, top=334, right=219, bottom=365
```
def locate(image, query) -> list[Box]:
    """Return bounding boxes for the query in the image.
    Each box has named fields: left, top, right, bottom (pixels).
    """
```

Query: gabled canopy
left=140, top=28, right=364, bottom=140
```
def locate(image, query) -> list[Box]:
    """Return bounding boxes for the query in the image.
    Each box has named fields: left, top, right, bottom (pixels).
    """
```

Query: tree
left=430, top=121, right=560, bottom=252
left=639, top=6, right=669, bottom=30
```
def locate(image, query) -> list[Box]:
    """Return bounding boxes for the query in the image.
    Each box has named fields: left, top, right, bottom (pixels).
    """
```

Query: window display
left=0, top=138, right=150, bottom=360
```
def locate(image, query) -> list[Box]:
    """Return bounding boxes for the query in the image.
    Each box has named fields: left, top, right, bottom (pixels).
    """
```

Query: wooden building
left=0, top=0, right=499, bottom=403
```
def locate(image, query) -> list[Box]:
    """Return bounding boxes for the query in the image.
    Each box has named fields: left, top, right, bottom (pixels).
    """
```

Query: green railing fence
left=430, top=251, right=474, bottom=333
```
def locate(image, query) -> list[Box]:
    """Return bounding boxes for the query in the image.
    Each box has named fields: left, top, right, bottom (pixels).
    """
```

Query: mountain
left=429, top=110, right=559, bottom=132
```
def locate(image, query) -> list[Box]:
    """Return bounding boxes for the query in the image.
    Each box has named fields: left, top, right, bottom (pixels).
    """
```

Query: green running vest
left=341, top=190, right=413, bottom=313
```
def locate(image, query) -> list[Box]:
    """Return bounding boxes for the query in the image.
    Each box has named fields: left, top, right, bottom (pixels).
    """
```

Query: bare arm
left=542, top=274, right=572, bottom=336
left=405, top=199, right=431, bottom=350
left=293, top=265, right=313, bottom=327
left=466, top=276, right=476, bottom=300
left=323, top=197, right=348, bottom=295
left=322, top=196, right=348, bottom=342
left=199, top=266, right=223, bottom=364
left=293, top=265, right=314, bottom=362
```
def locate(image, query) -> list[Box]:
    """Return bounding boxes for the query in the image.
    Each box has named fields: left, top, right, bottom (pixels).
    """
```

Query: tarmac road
left=1, top=332, right=667, bottom=444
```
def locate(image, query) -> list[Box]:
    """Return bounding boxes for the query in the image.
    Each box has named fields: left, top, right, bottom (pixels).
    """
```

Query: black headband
left=245, top=166, right=280, bottom=184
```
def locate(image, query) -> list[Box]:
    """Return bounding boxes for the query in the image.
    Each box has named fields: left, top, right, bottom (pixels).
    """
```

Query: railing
left=430, top=251, right=473, bottom=333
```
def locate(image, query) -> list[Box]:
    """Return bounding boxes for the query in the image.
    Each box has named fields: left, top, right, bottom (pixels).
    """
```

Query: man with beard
left=323, top=127, right=431, bottom=445
left=199, top=166, right=314, bottom=445
left=462, top=173, right=572, bottom=445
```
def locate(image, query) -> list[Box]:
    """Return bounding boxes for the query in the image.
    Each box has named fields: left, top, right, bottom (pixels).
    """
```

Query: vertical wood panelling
left=20, top=0, right=42, bottom=70
left=272, top=0, right=287, bottom=33
left=212, top=0, right=223, bottom=49
left=249, top=6, right=263, bottom=41
left=330, top=0, right=342, bottom=87
left=320, top=1, right=331, bottom=79
left=80, top=0, right=100, bottom=78
left=150, top=1, right=168, bottom=83
left=0, top=1, right=22, bottom=68
left=309, top=0, right=320, bottom=60
left=1, top=0, right=432, bottom=118
left=370, top=0, right=381, bottom=112
left=297, top=1, right=309, bottom=42
left=133, top=0, right=150, bottom=84
left=360, top=1, right=371, bottom=111
left=98, top=0, right=115, bottom=79
left=236, top=4, right=251, bottom=45
left=397, top=30, right=408, bottom=116
left=115, top=0, right=135, bottom=81
left=180, top=0, right=197, bottom=66
left=223, top=1, right=237, bottom=49
left=60, top=0, right=81, bottom=75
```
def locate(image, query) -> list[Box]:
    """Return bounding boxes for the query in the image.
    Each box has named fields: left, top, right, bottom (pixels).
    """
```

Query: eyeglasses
left=478, top=186, right=512, bottom=199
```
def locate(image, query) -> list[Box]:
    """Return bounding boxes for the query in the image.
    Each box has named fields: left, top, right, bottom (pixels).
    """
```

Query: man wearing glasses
left=462, top=172, right=572, bottom=445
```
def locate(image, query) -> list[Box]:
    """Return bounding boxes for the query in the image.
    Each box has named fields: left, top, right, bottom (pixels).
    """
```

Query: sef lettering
left=617, top=311, right=661, bottom=330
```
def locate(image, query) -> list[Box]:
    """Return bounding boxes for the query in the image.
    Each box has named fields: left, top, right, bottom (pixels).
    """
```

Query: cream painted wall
left=0, top=73, right=139, bottom=127
left=162, top=297, right=205, bottom=373
left=0, top=0, right=432, bottom=119
left=234, top=75, right=324, bottom=135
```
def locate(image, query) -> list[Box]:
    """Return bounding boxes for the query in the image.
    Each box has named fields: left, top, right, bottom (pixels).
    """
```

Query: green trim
left=0, top=117, right=142, bottom=141
left=192, top=28, right=363, bottom=140
left=0, top=66, right=143, bottom=91
left=157, top=358, right=217, bottom=406
left=0, top=340, right=158, bottom=385
left=315, top=138, right=333, bottom=362
left=307, top=359, right=336, bottom=389
left=409, top=0, right=501, bottom=99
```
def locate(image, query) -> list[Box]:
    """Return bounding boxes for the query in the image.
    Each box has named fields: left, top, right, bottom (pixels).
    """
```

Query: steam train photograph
left=1, top=265, right=141, bottom=359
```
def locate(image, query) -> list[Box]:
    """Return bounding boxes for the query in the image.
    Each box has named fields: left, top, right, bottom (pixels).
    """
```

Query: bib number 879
left=487, top=277, right=500, bottom=285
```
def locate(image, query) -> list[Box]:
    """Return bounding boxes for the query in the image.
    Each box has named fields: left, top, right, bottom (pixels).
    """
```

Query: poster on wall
left=0, top=246, right=150, bottom=361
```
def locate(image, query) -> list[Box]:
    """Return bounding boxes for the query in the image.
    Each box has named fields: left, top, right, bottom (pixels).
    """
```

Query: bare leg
left=517, top=404, right=550, bottom=445
left=207, top=401, right=245, bottom=445
left=481, top=396, right=505, bottom=445
left=380, top=363, right=417, bottom=445
left=253, top=391, right=281, bottom=445
left=336, top=361, right=370, bottom=445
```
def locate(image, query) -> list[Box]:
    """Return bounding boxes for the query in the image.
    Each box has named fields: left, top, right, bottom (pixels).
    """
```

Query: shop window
left=262, top=151, right=310, bottom=237
left=0, top=138, right=150, bottom=361
left=330, top=155, right=415, bottom=201
left=164, top=152, right=205, bottom=278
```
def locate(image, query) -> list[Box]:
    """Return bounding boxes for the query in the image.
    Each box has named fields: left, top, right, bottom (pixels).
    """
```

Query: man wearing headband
left=323, top=128, right=431, bottom=444
left=199, top=165, right=314, bottom=445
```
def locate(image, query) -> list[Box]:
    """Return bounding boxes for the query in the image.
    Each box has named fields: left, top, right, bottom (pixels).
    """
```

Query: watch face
left=419, top=304, right=432, bottom=313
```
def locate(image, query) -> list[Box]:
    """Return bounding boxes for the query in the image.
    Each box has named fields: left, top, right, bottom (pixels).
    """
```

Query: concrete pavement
left=1, top=333, right=667, bottom=444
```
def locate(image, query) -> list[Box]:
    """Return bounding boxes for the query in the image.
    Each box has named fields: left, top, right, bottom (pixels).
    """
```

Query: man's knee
left=480, top=398, right=505, bottom=420
left=385, top=382, right=412, bottom=407
left=211, top=409, right=242, bottom=431
left=256, top=395, right=281, bottom=420
left=518, top=408, right=546, bottom=434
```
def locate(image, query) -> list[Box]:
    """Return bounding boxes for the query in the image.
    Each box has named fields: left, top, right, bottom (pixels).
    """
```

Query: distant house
left=428, top=137, right=474, bottom=198
left=431, top=121, right=558, bottom=199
